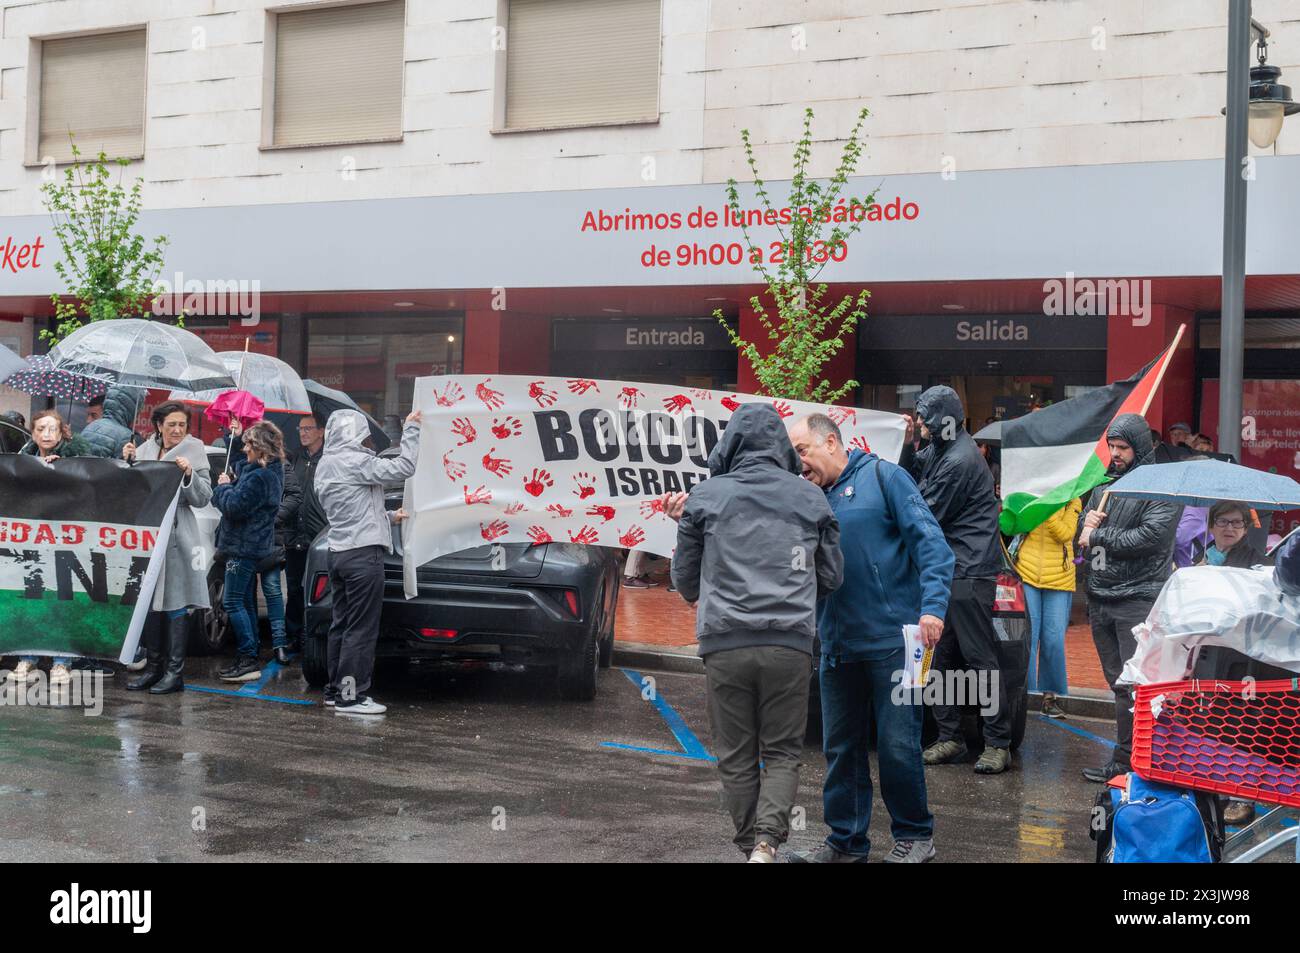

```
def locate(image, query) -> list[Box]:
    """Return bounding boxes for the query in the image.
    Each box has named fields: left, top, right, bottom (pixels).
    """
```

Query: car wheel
left=187, top=574, right=233, bottom=657
left=597, top=583, right=617, bottom=669
left=558, top=631, right=599, bottom=702
left=301, top=635, right=329, bottom=688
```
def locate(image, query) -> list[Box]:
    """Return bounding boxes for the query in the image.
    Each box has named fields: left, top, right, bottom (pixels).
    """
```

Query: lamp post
left=1219, top=5, right=1298, bottom=459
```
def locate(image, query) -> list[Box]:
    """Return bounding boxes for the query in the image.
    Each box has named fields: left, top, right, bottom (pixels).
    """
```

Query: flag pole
left=1100, top=323, right=1187, bottom=510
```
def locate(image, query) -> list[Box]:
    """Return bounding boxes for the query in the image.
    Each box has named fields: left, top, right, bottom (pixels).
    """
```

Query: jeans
left=242, top=564, right=288, bottom=649
left=821, top=647, right=933, bottom=855
left=704, top=644, right=811, bottom=853
left=1024, top=585, right=1072, bottom=695
left=223, top=558, right=261, bottom=658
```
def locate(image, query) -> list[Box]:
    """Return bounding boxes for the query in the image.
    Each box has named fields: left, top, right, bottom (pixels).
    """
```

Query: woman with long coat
left=123, top=401, right=212, bottom=694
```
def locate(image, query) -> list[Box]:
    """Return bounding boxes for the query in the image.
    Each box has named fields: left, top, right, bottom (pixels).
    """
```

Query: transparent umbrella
left=168, top=350, right=311, bottom=413
left=46, top=319, right=235, bottom=393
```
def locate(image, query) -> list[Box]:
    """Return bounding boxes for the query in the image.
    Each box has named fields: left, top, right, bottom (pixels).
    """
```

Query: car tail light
left=311, top=573, right=328, bottom=602
left=562, top=589, right=580, bottom=617
left=419, top=627, right=458, bottom=640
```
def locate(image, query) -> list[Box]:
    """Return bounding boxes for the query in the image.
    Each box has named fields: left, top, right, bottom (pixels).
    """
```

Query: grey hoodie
left=315, top=410, right=420, bottom=553
left=671, top=403, right=843, bottom=656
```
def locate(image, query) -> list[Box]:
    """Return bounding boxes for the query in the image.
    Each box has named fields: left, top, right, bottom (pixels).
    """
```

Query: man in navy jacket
left=789, top=413, right=954, bottom=863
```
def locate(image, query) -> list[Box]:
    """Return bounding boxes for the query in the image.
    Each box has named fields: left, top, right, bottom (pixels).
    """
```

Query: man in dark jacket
left=1077, top=413, right=1182, bottom=782
left=80, top=386, right=138, bottom=459
left=789, top=413, right=953, bottom=864
left=904, top=385, right=1012, bottom=774
left=670, top=403, right=843, bottom=863
left=283, top=412, right=328, bottom=649
left=1277, top=531, right=1300, bottom=597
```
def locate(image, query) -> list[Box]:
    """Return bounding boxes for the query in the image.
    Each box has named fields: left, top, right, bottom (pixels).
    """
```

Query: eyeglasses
left=1213, top=518, right=1246, bottom=529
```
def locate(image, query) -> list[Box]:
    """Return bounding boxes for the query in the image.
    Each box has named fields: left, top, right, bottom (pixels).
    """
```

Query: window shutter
left=273, top=0, right=404, bottom=148
left=506, top=0, right=660, bottom=130
left=39, top=29, right=147, bottom=162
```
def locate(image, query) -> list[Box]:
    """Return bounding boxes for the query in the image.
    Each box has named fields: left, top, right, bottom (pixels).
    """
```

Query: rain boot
left=150, top=613, right=188, bottom=695
left=125, top=621, right=163, bottom=691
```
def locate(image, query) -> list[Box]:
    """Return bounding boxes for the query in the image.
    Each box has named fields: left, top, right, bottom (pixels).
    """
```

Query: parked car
left=299, top=488, right=621, bottom=701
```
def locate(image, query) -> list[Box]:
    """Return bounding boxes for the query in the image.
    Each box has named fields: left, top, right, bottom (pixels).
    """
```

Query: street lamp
left=1218, top=6, right=1295, bottom=460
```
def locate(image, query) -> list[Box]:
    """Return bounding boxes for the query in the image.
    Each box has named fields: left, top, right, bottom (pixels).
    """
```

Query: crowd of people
left=2, top=392, right=422, bottom=717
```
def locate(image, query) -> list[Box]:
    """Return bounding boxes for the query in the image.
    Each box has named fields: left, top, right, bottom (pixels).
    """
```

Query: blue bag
left=1104, top=773, right=1222, bottom=863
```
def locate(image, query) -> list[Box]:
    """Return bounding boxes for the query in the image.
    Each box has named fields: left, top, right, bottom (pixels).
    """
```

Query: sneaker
left=7, top=660, right=37, bottom=683
left=884, top=839, right=935, bottom=863
left=49, top=663, right=72, bottom=687
left=1041, top=693, right=1066, bottom=719
left=218, top=656, right=262, bottom=682
left=335, top=696, right=386, bottom=716
left=922, top=739, right=968, bottom=765
left=974, top=745, right=1011, bottom=774
left=789, top=843, right=869, bottom=864
left=1082, top=761, right=1124, bottom=784
left=746, top=841, right=777, bottom=863
left=1224, top=800, right=1256, bottom=826
left=622, top=575, right=657, bottom=589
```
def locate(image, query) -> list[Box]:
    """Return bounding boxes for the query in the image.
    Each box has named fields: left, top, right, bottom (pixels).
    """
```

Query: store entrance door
left=550, top=317, right=739, bottom=391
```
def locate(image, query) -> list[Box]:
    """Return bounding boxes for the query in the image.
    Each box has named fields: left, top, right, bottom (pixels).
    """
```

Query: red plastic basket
left=1131, top=679, right=1300, bottom=808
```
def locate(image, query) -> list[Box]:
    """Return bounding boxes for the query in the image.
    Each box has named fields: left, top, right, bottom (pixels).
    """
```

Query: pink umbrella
left=205, top=390, right=265, bottom=472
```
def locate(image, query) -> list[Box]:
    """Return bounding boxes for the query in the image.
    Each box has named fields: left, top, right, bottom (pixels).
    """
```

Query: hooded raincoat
left=314, top=410, right=420, bottom=553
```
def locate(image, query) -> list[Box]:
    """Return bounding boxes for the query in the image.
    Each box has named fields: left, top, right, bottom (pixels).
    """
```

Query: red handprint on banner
left=442, top=451, right=466, bottom=481
left=639, top=497, right=666, bottom=519
left=568, top=525, right=599, bottom=545
left=566, top=378, right=599, bottom=395
left=490, top=415, right=523, bottom=440
left=451, top=417, right=477, bottom=446
left=849, top=436, right=872, bottom=453
left=476, top=378, right=505, bottom=411
left=523, top=468, right=554, bottom=497
left=618, top=525, right=646, bottom=548
left=545, top=503, right=573, bottom=518
left=571, top=472, right=596, bottom=499
left=482, top=448, right=513, bottom=478
left=433, top=381, right=464, bottom=407
left=528, top=381, right=558, bottom=408
left=772, top=400, right=793, bottom=419
left=618, top=386, right=642, bottom=409
left=480, top=519, right=508, bottom=541
left=504, top=501, right=527, bottom=515
left=663, top=393, right=693, bottom=414
left=586, top=504, right=615, bottom=523
left=826, top=406, right=857, bottom=426
left=689, top=388, right=712, bottom=400
left=720, top=395, right=741, bottom=412
left=463, top=484, right=493, bottom=505
left=526, top=526, right=553, bottom=545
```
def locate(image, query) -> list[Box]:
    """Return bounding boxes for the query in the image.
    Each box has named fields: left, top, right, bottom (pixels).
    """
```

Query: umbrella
left=3, top=353, right=109, bottom=401
left=0, top=342, right=26, bottom=381
left=205, top=390, right=265, bottom=429
left=973, top=419, right=1003, bottom=443
left=167, top=350, right=311, bottom=414
left=47, top=319, right=235, bottom=393
left=1106, top=458, right=1300, bottom=511
left=303, top=378, right=390, bottom=452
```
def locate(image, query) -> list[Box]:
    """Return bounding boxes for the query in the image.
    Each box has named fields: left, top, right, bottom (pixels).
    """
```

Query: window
left=268, top=0, right=404, bottom=148
left=35, top=29, right=147, bottom=163
left=502, top=0, right=660, bottom=131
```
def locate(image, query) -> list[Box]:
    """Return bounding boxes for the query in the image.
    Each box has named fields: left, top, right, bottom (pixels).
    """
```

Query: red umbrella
left=205, top=390, right=265, bottom=472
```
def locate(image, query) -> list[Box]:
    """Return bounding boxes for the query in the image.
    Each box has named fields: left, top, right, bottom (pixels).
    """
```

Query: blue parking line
left=600, top=668, right=715, bottom=762
left=1037, top=713, right=1116, bottom=748
left=186, top=684, right=315, bottom=706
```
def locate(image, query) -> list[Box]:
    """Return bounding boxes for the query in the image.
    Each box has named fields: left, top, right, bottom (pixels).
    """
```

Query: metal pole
left=1219, top=0, right=1251, bottom=460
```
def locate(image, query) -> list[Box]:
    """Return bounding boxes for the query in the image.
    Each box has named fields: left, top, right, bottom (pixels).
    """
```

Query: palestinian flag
left=0, top=455, right=181, bottom=662
left=998, top=340, right=1178, bottom=536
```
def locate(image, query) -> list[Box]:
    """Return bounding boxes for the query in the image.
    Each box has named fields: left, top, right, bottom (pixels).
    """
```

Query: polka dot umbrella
left=2, top=353, right=109, bottom=401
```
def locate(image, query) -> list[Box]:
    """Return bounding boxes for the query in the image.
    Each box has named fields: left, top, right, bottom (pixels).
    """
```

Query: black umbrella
left=302, top=379, right=391, bottom=452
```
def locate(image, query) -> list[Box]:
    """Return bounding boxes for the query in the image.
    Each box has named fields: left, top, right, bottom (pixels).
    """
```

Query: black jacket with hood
left=905, top=385, right=1002, bottom=579
left=671, top=403, right=844, bottom=657
left=1079, top=412, right=1183, bottom=603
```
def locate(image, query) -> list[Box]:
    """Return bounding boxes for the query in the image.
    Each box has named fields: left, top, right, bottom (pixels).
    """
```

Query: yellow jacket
left=1014, top=497, right=1081, bottom=591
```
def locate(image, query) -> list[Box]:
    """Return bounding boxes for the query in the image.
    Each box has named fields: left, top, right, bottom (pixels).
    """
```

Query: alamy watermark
left=1042, top=272, right=1150, bottom=327
left=0, top=669, right=104, bottom=716
left=151, top=271, right=261, bottom=325
left=891, top=667, right=1000, bottom=717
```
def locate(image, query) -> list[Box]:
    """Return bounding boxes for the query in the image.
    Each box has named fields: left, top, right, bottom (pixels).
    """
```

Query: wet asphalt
left=0, top=656, right=1110, bottom=862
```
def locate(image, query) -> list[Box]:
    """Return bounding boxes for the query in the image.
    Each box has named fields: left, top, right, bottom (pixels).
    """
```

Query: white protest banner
left=402, top=375, right=906, bottom=596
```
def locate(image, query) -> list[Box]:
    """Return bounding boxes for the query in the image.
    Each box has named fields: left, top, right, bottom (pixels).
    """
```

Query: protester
left=123, top=401, right=212, bottom=694
left=1150, top=426, right=1194, bottom=464
left=315, top=408, right=420, bottom=716
left=1015, top=496, right=1081, bottom=719
left=1076, top=414, right=1182, bottom=782
left=1200, top=502, right=1264, bottom=569
left=213, top=421, right=286, bottom=683
left=787, top=413, right=951, bottom=864
left=20, top=408, right=91, bottom=462
left=903, top=386, right=1013, bottom=774
left=1174, top=505, right=1210, bottom=568
left=283, top=412, right=328, bottom=652
left=1277, top=531, right=1300, bottom=594
left=621, top=550, right=657, bottom=589
left=1168, top=422, right=1192, bottom=447
left=665, top=404, right=843, bottom=863
left=80, top=386, right=138, bottom=459
left=84, top=395, right=104, bottom=424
